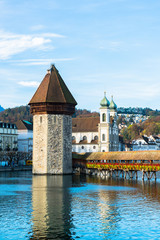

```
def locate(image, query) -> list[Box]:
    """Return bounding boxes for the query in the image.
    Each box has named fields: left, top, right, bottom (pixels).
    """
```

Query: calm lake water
left=0, top=172, right=160, bottom=240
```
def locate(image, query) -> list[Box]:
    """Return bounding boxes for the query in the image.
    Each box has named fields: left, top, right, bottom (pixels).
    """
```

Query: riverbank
left=0, top=166, right=32, bottom=172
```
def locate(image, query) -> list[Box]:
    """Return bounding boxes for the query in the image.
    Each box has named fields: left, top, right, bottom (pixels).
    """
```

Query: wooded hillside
left=121, top=116, right=160, bottom=142
left=0, top=106, right=99, bottom=123
left=0, top=106, right=32, bottom=123
left=0, top=106, right=159, bottom=142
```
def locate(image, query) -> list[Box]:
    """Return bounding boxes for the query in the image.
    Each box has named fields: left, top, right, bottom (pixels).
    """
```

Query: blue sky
left=0, top=0, right=160, bottom=111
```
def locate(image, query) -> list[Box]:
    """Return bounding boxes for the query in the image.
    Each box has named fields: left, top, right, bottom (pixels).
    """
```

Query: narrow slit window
left=40, top=116, right=42, bottom=123
left=102, top=113, right=106, bottom=122
left=54, top=116, right=56, bottom=124
left=102, top=134, right=105, bottom=141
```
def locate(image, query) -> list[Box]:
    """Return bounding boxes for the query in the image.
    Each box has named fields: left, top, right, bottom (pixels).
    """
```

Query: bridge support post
left=116, top=170, right=119, bottom=178
left=142, top=170, right=144, bottom=181
left=124, top=170, right=127, bottom=179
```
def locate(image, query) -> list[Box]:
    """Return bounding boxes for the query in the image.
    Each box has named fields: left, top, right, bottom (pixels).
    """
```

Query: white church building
left=72, top=93, right=119, bottom=153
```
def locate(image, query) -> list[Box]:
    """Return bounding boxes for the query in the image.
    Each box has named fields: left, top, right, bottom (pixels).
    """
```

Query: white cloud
left=10, top=58, right=75, bottom=66
left=40, top=33, right=65, bottom=38
left=18, top=81, right=39, bottom=87
left=0, top=30, right=65, bottom=60
left=30, top=25, right=45, bottom=31
left=99, top=40, right=124, bottom=51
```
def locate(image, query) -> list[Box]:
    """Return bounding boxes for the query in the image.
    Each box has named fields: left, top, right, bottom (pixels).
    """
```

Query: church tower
left=29, top=65, right=77, bottom=174
left=109, top=96, right=119, bottom=151
left=98, top=92, right=110, bottom=152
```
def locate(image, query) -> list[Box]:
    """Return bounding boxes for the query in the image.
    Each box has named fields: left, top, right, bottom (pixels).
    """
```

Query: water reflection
left=98, top=190, right=120, bottom=236
left=1, top=173, right=160, bottom=239
left=31, top=175, right=73, bottom=240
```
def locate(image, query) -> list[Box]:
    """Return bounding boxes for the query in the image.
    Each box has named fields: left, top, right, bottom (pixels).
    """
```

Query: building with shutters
left=0, top=122, right=18, bottom=151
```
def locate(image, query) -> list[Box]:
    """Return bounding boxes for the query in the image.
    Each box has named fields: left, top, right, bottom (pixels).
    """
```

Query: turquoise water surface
left=0, top=172, right=160, bottom=239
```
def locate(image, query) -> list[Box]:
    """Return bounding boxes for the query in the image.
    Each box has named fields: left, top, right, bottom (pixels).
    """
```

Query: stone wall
left=62, top=115, right=72, bottom=174
left=33, top=114, right=48, bottom=174
left=33, top=114, right=72, bottom=174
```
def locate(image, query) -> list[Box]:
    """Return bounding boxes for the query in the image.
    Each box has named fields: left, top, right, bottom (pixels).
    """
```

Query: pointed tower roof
left=29, top=65, right=77, bottom=105
left=29, top=65, right=77, bottom=115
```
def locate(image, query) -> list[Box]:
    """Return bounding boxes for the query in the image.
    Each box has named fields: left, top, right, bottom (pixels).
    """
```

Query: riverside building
left=16, top=120, right=33, bottom=152
left=0, top=122, right=18, bottom=151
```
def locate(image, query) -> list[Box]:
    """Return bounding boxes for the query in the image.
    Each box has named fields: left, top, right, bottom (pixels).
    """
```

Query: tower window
left=54, top=116, right=56, bottom=123
left=102, top=134, right=105, bottom=141
left=102, top=113, right=106, bottom=122
left=40, top=116, right=42, bottom=123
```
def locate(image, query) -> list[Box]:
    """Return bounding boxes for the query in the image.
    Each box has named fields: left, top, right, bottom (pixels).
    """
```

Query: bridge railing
left=86, top=162, right=160, bottom=171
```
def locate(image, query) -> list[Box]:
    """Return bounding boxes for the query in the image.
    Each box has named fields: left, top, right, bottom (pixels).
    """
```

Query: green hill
left=0, top=105, right=32, bottom=123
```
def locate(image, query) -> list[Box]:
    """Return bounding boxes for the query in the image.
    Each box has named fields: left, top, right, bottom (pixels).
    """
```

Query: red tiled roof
left=72, top=117, right=99, bottom=132
left=29, top=65, right=77, bottom=105
left=16, top=120, right=33, bottom=131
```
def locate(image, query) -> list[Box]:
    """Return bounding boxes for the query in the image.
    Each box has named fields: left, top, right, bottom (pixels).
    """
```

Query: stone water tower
left=29, top=65, right=77, bottom=174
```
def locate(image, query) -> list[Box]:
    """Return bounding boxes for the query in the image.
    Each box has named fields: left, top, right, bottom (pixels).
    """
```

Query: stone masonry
left=33, top=114, right=72, bottom=174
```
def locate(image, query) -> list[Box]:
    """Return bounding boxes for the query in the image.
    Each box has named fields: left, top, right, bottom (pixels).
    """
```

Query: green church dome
left=109, top=96, right=117, bottom=110
left=100, top=92, right=110, bottom=107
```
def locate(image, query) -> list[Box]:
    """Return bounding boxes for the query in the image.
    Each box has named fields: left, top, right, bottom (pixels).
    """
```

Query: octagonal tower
left=29, top=65, right=77, bottom=174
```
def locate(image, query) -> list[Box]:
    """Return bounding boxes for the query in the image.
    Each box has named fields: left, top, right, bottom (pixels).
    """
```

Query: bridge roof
left=73, top=150, right=160, bottom=161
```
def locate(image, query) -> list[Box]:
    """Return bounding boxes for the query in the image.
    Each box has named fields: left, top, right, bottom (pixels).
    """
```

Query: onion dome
left=100, top=92, right=110, bottom=107
left=109, top=95, right=117, bottom=110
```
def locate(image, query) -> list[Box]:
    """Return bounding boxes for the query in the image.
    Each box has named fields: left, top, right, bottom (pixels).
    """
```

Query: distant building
left=132, top=135, right=160, bottom=151
left=16, top=120, right=33, bottom=152
left=119, top=135, right=125, bottom=151
left=72, top=94, right=119, bottom=153
left=0, top=122, right=18, bottom=151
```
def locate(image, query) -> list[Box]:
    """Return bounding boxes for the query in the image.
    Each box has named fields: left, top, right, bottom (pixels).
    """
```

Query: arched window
left=102, top=134, right=105, bottom=141
left=94, top=135, right=98, bottom=140
left=83, top=136, right=87, bottom=141
left=102, top=113, right=106, bottom=122
left=93, top=146, right=96, bottom=149
left=82, top=146, right=84, bottom=149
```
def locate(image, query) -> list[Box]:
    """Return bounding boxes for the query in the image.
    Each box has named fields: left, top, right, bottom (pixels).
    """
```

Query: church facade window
left=102, top=113, right=106, bottom=122
left=83, top=136, right=87, bottom=141
left=94, top=135, right=98, bottom=140
left=102, top=134, right=105, bottom=141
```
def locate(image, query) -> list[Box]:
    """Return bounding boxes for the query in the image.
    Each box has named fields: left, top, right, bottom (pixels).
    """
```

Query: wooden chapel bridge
left=72, top=150, right=160, bottom=181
